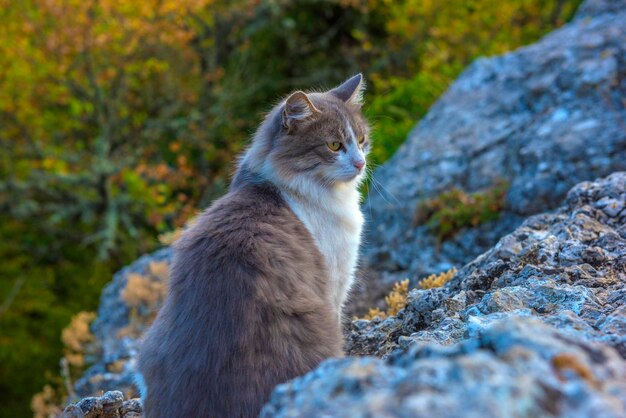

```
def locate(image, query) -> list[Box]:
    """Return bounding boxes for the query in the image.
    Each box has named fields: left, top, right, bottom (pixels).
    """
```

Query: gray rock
left=63, top=392, right=140, bottom=418
left=74, top=248, right=172, bottom=398
left=61, top=405, right=84, bottom=418
left=359, top=0, right=626, bottom=307
left=575, top=0, right=626, bottom=19
left=263, top=318, right=626, bottom=418
left=262, top=172, right=626, bottom=417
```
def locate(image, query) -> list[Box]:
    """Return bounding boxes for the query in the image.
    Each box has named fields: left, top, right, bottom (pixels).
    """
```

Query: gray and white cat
left=137, top=74, right=370, bottom=418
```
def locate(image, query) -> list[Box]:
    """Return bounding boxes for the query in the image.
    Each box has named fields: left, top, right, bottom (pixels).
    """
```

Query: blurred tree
left=1, top=1, right=212, bottom=415
left=1, top=0, right=213, bottom=257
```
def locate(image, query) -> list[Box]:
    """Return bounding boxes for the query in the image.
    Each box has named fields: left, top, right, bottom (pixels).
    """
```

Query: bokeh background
left=0, top=0, right=584, bottom=416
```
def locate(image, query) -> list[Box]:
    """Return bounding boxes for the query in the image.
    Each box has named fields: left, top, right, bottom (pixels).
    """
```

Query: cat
left=136, top=73, right=370, bottom=418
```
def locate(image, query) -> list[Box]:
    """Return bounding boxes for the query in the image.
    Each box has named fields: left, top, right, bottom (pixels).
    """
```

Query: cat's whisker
left=364, top=167, right=392, bottom=205
left=375, top=177, right=399, bottom=203
left=367, top=167, right=399, bottom=204
left=364, top=177, right=373, bottom=221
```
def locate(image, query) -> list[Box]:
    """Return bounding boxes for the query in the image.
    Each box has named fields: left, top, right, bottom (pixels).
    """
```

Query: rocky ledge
left=62, top=391, right=141, bottom=418
left=359, top=0, right=626, bottom=300
left=64, top=172, right=626, bottom=417
left=261, top=172, right=626, bottom=418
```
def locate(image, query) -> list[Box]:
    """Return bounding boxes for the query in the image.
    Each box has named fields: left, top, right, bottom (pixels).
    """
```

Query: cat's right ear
left=282, top=91, right=319, bottom=131
left=330, top=73, right=365, bottom=106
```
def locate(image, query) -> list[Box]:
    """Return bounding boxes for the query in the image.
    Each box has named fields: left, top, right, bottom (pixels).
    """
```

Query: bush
left=414, top=181, right=508, bottom=241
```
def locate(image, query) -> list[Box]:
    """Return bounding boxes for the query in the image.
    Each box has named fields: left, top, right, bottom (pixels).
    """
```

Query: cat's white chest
left=283, top=188, right=363, bottom=314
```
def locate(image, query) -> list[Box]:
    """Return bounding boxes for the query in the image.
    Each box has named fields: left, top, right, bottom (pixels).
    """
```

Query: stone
left=356, top=0, right=626, bottom=313
left=263, top=173, right=626, bottom=418
left=74, top=248, right=172, bottom=398
left=63, top=391, right=142, bottom=418
left=62, top=405, right=84, bottom=418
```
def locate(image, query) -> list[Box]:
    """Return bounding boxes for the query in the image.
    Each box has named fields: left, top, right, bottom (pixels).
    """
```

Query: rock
left=261, top=172, right=626, bottom=417
left=263, top=319, right=626, bottom=418
left=73, top=248, right=172, bottom=398
left=61, top=405, right=84, bottom=418
left=575, top=0, right=626, bottom=19
left=63, top=392, right=141, bottom=418
left=358, top=0, right=626, bottom=308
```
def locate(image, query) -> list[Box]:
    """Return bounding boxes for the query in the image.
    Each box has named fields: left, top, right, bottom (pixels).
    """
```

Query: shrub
left=363, top=279, right=410, bottom=320
left=61, top=311, right=97, bottom=369
left=418, top=268, right=457, bottom=290
left=361, top=267, right=457, bottom=319
left=414, top=181, right=508, bottom=241
left=365, top=72, right=451, bottom=167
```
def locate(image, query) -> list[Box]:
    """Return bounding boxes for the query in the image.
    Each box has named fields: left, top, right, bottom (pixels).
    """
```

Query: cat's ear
left=282, top=91, right=320, bottom=131
left=330, top=73, right=365, bottom=106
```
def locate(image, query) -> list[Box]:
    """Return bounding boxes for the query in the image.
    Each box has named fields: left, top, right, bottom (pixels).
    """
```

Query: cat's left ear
left=282, top=91, right=320, bottom=131
left=330, top=73, right=365, bottom=107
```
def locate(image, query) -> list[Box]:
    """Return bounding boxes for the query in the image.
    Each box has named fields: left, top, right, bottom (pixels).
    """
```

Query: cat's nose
left=353, top=160, right=365, bottom=171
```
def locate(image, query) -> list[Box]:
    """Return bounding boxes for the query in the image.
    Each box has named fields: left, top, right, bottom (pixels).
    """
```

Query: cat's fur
left=137, top=74, right=370, bottom=418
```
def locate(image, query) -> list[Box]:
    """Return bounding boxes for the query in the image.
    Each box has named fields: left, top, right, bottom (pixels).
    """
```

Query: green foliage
left=0, top=215, right=116, bottom=417
left=0, top=0, right=582, bottom=416
left=414, top=181, right=508, bottom=240
left=366, top=72, right=452, bottom=167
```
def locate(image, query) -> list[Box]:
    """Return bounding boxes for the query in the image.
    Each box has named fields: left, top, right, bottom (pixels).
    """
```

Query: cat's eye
left=327, top=141, right=342, bottom=151
left=358, top=136, right=365, bottom=145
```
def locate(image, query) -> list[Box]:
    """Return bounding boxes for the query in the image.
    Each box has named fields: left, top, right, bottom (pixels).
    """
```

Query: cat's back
left=178, top=178, right=301, bottom=263
left=173, top=179, right=327, bottom=290
left=138, top=178, right=340, bottom=418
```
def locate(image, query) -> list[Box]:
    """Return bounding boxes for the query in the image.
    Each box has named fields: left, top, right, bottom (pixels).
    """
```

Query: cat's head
left=243, top=74, right=371, bottom=192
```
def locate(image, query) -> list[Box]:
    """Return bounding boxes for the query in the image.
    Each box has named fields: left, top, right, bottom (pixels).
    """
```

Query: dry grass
left=119, top=260, right=170, bottom=338
left=361, top=267, right=457, bottom=320
left=61, top=311, right=97, bottom=368
left=32, top=311, right=98, bottom=415
left=418, top=267, right=457, bottom=289
left=363, top=279, right=409, bottom=320
left=122, top=273, right=167, bottom=309
left=31, top=385, right=62, bottom=418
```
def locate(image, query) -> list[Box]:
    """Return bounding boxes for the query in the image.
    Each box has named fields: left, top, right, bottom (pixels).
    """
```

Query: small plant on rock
left=414, top=181, right=508, bottom=241
left=361, top=267, right=457, bottom=320
left=119, top=261, right=169, bottom=337
left=31, top=385, right=62, bottom=418
left=418, top=267, right=457, bottom=289
left=363, top=279, right=410, bottom=320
